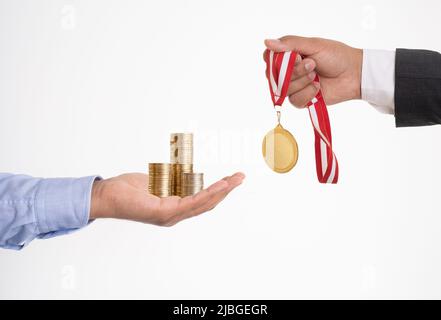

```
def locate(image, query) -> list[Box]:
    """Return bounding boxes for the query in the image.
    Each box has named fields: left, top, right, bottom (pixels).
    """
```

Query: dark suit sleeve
left=395, top=48, right=441, bottom=127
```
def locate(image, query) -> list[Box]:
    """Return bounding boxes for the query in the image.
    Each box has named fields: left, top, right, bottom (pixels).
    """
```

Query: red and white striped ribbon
left=264, top=49, right=339, bottom=183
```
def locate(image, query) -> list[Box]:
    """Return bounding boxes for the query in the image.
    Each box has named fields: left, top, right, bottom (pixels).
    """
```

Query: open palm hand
left=90, top=172, right=245, bottom=227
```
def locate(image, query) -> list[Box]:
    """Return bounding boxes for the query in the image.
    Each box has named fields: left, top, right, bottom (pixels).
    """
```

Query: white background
left=1, top=0, right=441, bottom=299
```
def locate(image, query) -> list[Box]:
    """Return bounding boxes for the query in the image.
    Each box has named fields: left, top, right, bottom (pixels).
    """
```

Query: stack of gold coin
left=148, top=163, right=171, bottom=197
left=170, top=163, right=193, bottom=197
left=170, top=133, right=193, bottom=164
left=148, top=133, right=204, bottom=198
left=181, top=173, right=204, bottom=197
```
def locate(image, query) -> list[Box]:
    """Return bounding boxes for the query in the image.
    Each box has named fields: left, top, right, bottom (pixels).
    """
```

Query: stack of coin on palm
left=148, top=163, right=171, bottom=197
left=181, top=172, right=204, bottom=197
left=148, top=133, right=204, bottom=198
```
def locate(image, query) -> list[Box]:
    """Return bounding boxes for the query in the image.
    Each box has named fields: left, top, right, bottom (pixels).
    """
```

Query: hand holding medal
left=262, top=49, right=339, bottom=183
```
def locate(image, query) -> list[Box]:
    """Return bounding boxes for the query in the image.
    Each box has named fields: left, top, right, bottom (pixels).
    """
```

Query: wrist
left=90, top=179, right=108, bottom=219
left=350, top=47, right=363, bottom=101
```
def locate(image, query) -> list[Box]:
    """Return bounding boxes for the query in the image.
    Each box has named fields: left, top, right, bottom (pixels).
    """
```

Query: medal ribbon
left=264, top=50, right=339, bottom=184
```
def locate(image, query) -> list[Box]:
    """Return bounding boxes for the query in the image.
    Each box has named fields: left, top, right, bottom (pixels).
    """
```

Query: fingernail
left=265, top=39, right=281, bottom=46
left=308, top=72, right=316, bottom=80
left=305, top=62, right=314, bottom=71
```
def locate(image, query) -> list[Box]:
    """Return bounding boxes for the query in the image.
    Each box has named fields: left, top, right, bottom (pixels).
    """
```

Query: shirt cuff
left=34, top=175, right=101, bottom=239
left=361, top=49, right=396, bottom=114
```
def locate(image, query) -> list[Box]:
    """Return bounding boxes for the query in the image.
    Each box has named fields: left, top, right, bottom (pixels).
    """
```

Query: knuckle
left=307, top=83, right=316, bottom=92
left=162, top=215, right=179, bottom=227
left=297, top=65, right=310, bottom=77
left=163, top=220, right=177, bottom=227
left=157, top=217, right=168, bottom=227
left=288, top=82, right=297, bottom=93
left=302, top=75, right=313, bottom=86
left=158, top=213, right=174, bottom=226
left=201, top=206, right=214, bottom=214
left=304, top=77, right=314, bottom=87
left=289, top=95, right=303, bottom=108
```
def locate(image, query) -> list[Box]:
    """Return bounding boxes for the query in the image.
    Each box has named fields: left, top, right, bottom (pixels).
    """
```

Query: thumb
left=265, top=36, right=319, bottom=55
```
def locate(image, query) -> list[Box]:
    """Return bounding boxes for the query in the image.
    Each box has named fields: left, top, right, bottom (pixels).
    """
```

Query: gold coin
left=170, top=133, right=193, bottom=164
left=170, top=164, right=193, bottom=196
left=262, top=124, right=298, bottom=173
left=181, top=173, right=204, bottom=197
left=148, top=163, right=172, bottom=197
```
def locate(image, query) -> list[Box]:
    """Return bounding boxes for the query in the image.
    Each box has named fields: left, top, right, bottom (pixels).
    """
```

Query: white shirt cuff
left=361, top=49, right=396, bottom=114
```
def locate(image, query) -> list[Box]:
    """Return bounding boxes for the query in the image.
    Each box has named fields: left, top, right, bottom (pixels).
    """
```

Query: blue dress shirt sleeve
left=0, top=173, right=100, bottom=250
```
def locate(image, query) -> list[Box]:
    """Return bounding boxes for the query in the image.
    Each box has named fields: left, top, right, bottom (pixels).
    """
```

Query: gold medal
left=262, top=111, right=298, bottom=173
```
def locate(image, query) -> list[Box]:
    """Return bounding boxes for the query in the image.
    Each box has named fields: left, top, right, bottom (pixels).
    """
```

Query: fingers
left=177, top=179, right=229, bottom=214
left=165, top=172, right=245, bottom=226
left=264, top=36, right=320, bottom=55
left=263, top=40, right=317, bottom=88
left=289, top=82, right=320, bottom=108
left=292, top=58, right=316, bottom=80
left=287, top=57, right=318, bottom=107
left=187, top=172, right=245, bottom=217
left=288, top=71, right=316, bottom=95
